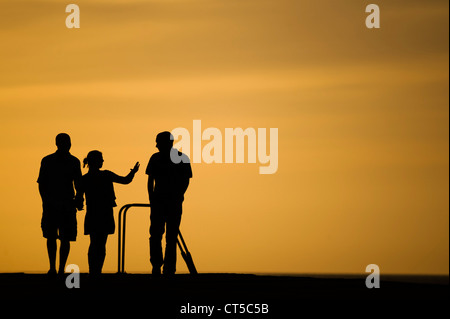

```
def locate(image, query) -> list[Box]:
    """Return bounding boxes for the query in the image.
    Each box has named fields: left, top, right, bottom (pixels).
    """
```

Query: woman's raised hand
left=131, top=162, right=140, bottom=174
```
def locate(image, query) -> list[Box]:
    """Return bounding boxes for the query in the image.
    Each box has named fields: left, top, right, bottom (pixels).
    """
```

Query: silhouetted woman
left=81, top=150, right=139, bottom=276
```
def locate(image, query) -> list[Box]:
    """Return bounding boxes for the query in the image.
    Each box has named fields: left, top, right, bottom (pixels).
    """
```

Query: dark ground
left=0, top=273, right=448, bottom=315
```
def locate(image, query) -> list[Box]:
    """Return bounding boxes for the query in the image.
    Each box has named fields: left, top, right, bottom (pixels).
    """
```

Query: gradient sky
left=0, top=0, right=448, bottom=275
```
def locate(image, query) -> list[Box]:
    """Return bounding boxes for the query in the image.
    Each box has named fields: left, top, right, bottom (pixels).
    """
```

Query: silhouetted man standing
left=147, top=131, right=192, bottom=276
left=37, top=133, right=83, bottom=277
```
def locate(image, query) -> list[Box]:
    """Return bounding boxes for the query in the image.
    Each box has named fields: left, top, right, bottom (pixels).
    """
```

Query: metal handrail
left=117, top=203, right=150, bottom=273
left=117, top=203, right=197, bottom=275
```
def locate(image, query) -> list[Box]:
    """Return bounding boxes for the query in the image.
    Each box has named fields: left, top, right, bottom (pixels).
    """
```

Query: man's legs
left=46, top=239, right=57, bottom=275
left=58, top=240, right=70, bottom=274
left=43, top=209, right=58, bottom=275
left=58, top=208, right=76, bottom=274
left=46, top=238, right=70, bottom=275
left=163, top=204, right=182, bottom=275
left=43, top=205, right=76, bottom=276
left=149, top=206, right=165, bottom=275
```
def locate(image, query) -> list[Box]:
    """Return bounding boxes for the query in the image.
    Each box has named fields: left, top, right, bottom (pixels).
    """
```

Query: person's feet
left=88, top=272, right=102, bottom=281
left=152, top=267, right=161, bottom=278
left=57, top=268, right=67, bottom=280
left=163, top=268, right=175, bottom=278
left=163, top=272, right=175, bottom=279
left=47, top=268, right=57, bottom=279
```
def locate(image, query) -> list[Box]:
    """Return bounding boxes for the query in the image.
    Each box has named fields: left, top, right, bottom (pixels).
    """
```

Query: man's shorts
left=41, top=202, right=77, bottom=241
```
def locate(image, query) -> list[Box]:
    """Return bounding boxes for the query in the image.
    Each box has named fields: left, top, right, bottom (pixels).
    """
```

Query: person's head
left=156, top=131, right=174, bottom=153
left=55, top=133, right=71, bottom=153
left=83, top=150, right=103, bottom=170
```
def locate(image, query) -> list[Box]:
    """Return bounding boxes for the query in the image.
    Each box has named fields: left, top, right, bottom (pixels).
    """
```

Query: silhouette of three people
left=38, top=132, right=192, bottom=277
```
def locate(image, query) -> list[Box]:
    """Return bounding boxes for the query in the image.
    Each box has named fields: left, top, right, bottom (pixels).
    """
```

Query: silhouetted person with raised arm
left=81, top=150, right=139, bottom=276
left=37, top=133, right=84, bottom=277
left=147, top=131, right=193, bottom=276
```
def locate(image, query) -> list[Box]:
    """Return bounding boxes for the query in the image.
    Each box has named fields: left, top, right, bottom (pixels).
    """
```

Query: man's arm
left=148, top=175, right=155, bottom=205
left=178, top=158, right=192, bottom=199
left=74, top=159, right=84, bottom=210
left=38, top=182, right=48, bottom=203
left=180, top=178, right=190, bottom=197
left=37, top=158, right=49, bottom=204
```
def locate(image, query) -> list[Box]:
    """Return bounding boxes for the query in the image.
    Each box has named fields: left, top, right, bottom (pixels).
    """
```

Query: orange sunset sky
left=0, top=0, right=448, bottom=275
